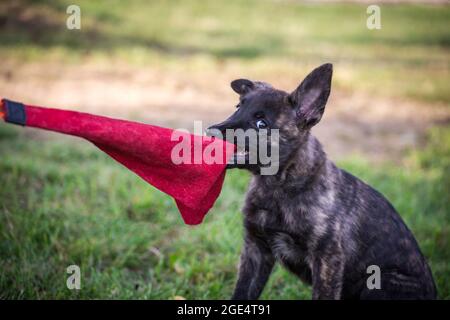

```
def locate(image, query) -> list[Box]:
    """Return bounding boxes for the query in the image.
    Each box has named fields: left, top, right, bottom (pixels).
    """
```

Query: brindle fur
left=208, top=64, right=437, bottom=300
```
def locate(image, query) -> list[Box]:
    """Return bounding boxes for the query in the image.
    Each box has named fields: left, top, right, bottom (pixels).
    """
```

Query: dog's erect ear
left=231, top=79, right=255, bottom=95
left=289, top=63, right=333, bottom=128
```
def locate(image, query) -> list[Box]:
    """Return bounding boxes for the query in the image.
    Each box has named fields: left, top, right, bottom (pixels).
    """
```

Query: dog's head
left=207, top=63, right=332, bottom=175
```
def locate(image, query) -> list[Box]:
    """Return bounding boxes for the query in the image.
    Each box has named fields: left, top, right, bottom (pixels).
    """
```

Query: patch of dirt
left=1, top=61, right=448, bottom=163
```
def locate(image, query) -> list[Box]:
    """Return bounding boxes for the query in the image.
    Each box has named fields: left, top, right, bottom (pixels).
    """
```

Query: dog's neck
left=258, top=132, right=328, bottom=189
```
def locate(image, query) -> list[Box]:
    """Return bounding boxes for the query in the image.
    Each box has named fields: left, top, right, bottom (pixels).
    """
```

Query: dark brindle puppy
left=207, top=64, right=436, bottom=300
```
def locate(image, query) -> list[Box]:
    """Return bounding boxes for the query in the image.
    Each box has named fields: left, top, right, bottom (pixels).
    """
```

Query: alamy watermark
left=66, top=5, right=81, bottom=30
left=170, top=121, right=280, bottom=175
left=366, top=265, right=381, bottom=290
left=366, top=5, right=381, bottom=30
left=66, top=265, right=81, bottom=290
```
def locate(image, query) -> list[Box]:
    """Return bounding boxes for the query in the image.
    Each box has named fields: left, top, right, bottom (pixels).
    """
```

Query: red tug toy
left=0, top=98, right=235, bottom=225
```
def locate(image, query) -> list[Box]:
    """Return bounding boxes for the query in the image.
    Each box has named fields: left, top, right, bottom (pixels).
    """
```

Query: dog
left=207, top=64, right=437, bottom=299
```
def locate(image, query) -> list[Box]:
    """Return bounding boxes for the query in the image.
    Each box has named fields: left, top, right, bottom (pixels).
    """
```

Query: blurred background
left=0, top=0, right=448, bottom=299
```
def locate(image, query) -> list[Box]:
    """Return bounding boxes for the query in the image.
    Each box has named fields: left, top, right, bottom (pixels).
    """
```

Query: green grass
left=0, top=125, right=448, bottom=299
left=0, top=0, right=449, bottom=103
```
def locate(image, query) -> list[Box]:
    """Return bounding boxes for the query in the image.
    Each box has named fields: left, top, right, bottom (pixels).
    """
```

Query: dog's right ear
left=288, top=63, right=333, bottom=128
left=231, top=79, right=255, bottom=95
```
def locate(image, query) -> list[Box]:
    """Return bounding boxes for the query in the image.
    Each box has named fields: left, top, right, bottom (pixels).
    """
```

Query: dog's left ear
left=231, top=79, right=255, bottom=95
left=288, top=63, right=333, bottom=128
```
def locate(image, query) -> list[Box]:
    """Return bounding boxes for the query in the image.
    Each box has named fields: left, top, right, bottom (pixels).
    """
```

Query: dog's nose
left=206, top=126, right=220, bottom=137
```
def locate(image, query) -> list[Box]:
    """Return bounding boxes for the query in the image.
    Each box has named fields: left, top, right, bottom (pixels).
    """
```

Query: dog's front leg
left=231, top=232, right=274, bottom=300
left=312, top=255, right=345, bottom=300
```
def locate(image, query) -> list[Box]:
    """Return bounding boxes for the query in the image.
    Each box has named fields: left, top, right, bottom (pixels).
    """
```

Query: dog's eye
left=236, top=104, right=240, bottom=109
left=256, top=119, right=268, bottom=129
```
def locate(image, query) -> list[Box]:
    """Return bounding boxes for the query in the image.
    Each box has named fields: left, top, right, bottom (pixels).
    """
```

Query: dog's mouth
left=232, top=147, right=249, bottom=162
left=227, top=145, right=253, bottom=168
left=206, top=126, right=262, bottom=168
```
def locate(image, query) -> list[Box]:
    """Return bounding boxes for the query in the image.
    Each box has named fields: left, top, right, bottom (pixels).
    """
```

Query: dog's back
left=328, top=167, right=436, bottom=299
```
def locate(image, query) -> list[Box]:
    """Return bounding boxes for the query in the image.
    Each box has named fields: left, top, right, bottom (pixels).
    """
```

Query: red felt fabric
left=4, top=103, right=235, bottom=225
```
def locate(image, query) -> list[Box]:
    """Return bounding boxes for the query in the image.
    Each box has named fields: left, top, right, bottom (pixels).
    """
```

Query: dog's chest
left=246, top=180, right=313, bottom=232
left=245, top=183, right=316, bottom=265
